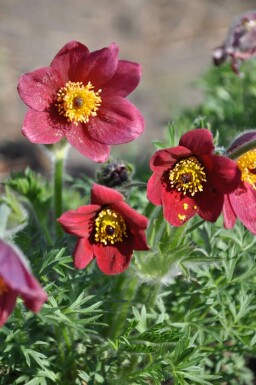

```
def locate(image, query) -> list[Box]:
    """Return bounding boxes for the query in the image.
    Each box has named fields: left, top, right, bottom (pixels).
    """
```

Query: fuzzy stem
left=226, top=139, right=256, bottom=160
left=53, top=144, right=67, bottom=239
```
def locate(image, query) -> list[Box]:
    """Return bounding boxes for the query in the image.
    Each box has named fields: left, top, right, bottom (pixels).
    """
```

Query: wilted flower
left=96, top=160, right=133, bottom=187
left=213, top=11, right=256, bottom=74
left=223, top=131, right=256, bottom=234
left=0, top=239, right=47, bottom=327
left=147, top=129, right=241, bottom=226
left=58, top=184, right=149, bottom=275
left=17, top=41, right=144, bottom=162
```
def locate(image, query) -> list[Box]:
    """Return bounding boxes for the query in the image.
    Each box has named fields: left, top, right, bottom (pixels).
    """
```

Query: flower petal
left=58, top=205, right=99, bottom=237
left=223, top=194, right=237, bottom=229
left=22, top=109, right=65, bottom=144
left=147, top=173, right=163, bottom=206
left=204, top=154, right=241, bottom=194
left=161, top=188, right=198, bottom=226
left=150, top=146, right=191, bottom=173
left=65, top=124, right=110, bottom=162
left=73, top=238, right=94, bottom=269
left=50, top=40, right=89, bottom=83
left=72, top=43, right=119, bottom=88
left=91, top=184, right=124, bottom=206
left=195, top=188, right=223, bottom=222
left=229, top=182, right=256, bottom=234
left=87, top=97, right=144, bottom=145
left=94, top=241, right=133, bottom=275
left=17, top=67, right=62, bottom=111
left=0, top=291, right=17, bottom=327
left=112, top=201, right=149, bottom=231
left=102, top=60, right=142, bottom=97
left=179, top=129, right=214, bottom=155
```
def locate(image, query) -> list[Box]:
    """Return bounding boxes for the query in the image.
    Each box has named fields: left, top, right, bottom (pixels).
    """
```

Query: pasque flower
left=147, top=129, right=241, bottom=226
left=17, top=41, right=144, bottom=162
left=0, top=239, right=47, bottom=327
left=223, top=131, right=256, bottom=234
left=213, top=11, right=256, bottom=74
left=58, top=184, right=149, bottom=275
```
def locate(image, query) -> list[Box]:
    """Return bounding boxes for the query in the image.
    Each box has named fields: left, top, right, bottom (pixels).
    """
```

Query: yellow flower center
left=0, top=276, right=9, bottom=295
left=94, top=208, right=128, bottom=245
left=237, top=150, right=256, bottom=189
left=169, top=156, right=206, bottom=196
left=55, top=81, right=102, bottom=125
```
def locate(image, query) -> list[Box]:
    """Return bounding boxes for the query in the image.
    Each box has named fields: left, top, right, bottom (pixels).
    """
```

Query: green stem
left=226, top=139, right=256, bottom=160
left=53, top=143, right=67, bottom=239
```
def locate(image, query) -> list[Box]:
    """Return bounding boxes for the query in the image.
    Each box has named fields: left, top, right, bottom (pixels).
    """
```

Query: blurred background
left=1, top=0, right=256, bottom=178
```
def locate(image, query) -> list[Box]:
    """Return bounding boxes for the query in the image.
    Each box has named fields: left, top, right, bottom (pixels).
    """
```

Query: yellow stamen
left=237, top=149, right=256, bottom=189
left=169, top=156, right=206, bottom=196
left=0, top=277, right=9, bottom=295
left=94, top=208, right=128, bottom=245
left=178, top=214, right=187, bottom=221
left=183, top=203, right=189, bottom=210
left=55, top=81, right=102, bottom=125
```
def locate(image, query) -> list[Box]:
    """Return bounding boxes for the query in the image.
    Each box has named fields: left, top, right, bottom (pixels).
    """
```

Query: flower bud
left=96, top=160, right=133, bottom=188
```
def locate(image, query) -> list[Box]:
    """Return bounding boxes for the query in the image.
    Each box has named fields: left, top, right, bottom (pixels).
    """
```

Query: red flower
left=147, top=129, right=241, bottom=226
left=0, top=239, right=47, bottom=327
left=223, top=132, right=256, bottom=234
left=58, top=184, right=149, bottom=275
left=212, top=11, right=256, bottom=74
left=17, top=41, right=144, bottom=162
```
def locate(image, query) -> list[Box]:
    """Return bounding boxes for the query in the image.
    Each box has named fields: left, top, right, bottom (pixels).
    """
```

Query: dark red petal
left=58, top=205, right=99, bottom=237
left=229, top=182, right=256, bottom=235
left=150, top=146, right=191, bottom=173
left=204, top=155, right=241, bottom=194
left=65, top=124, right=110, bottom=162
left=91, top=184, right=124, bottom=205
left=131, top=229, right=150, bottom=251
left=87, top=97, right=144, bottom=145
left=0, top=291, right=17, bottom=327
left=101, top=60, right=142, bottom=97
left=22, top=109, right=65, bottom=144
left=195, top=188, right=223, bottom=222
left=73, top=238, right=94, bottom=269
left=17, top=67, right=62, bottom=112
left=0, top=240, right=47, bottom=313
left=71, top=43, right=119, bottom=88
left=50, top=40, right=89, bottom=83
left=223, top=194, right=237, bottom=229
left=147, top=173, right=163, bottom=206
left=93, top=241, right=133, bottom=275
left=161, top=188, right=198, bottom=226
left=179, top=129, right=214, bottom=155
left=111, top=201, right=148, bottom=231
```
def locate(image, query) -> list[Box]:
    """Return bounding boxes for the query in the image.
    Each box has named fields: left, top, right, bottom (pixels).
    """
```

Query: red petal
left=58, top=205, right=99, bottom=237
left=204, top=155, right=241, bottom=193
left=73, top=238, right=94, bottom=269
left=229, top=182, right=256, bottom=235
left=94, top=242, right=133, bottom=275
left=0, top=291, right=17, bottom=327
left=112, top=201, right=148, bottom=230
left=179, top=129, right=214, bottom=155
left=223, top=194, right=237, bottom=229
left=91, top=184, right=124, bottom=205
left=150, top=146, right=191, bottom=173
left=65, top=124, right=110, bottom=162
left=147, top=173, right=163, bottom=206
left=17, top=67, right=62, bottom=112
left=102, top=60, right=142, bottom=97
left=162, top=189, right=198, bottom=226
left=22, top=109, right=65, bottom=144
left=50, top=40, right=89, bottom=83
left=195, top=188, right=223, bottom=222
left=87, top=97, right=144, bottom=145
left=71, top=43, right=119, bottom=88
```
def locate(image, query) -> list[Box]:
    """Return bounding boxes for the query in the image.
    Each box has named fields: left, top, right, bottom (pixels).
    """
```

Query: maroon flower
left=17, top=41, right=144, bottom=162
left=58, top=184, right=149, bottom=275
left=0, top=239, right=47, bottom=327
left=147, top=129, right=241, bottom=226
left=223, top=131, right=256, bottom=234
left=213, top=11, right=256, bottom=74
